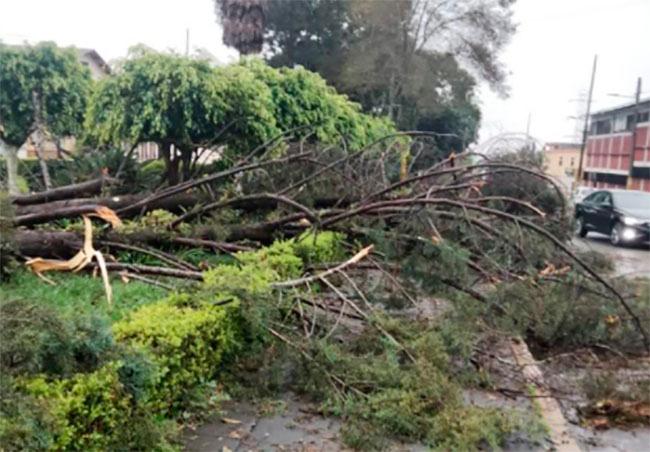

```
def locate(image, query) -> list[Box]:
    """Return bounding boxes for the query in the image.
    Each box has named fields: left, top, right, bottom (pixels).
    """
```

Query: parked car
left=574, top=189, right=650, bottom=246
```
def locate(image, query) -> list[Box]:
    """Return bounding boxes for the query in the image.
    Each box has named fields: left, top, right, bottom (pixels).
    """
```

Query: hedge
left=2, top=233, right=344, bottom=450
left=112, top=302, right=240, bottom=414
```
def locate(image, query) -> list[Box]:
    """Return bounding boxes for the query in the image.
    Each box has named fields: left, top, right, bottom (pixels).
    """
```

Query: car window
left=601, top=193, right=612, bottom=205
left=583, top=191, right=602, bottom=203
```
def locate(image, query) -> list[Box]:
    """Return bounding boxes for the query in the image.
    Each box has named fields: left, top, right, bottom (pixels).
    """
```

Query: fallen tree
left=13, top=193, right=202, bottom=226
left=5, top=132, right=650, bottom=452
left=10, top=175, right=117, bottom=206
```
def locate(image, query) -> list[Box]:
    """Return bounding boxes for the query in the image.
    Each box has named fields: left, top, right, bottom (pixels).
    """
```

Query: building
left=543, top=142, right=581, bottom=192
left=582, top=98, right=650, bottom=192
left=76, top=48, right=111, bottom=80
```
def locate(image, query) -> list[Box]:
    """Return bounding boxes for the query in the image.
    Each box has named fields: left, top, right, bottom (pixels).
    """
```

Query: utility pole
left=185, top=28, right=190, bottom=56
left=576, top=55, right=597, bottom=186
left=525, top=113, right=534, bottom=151
left=626, top=77, right=642, bottom=189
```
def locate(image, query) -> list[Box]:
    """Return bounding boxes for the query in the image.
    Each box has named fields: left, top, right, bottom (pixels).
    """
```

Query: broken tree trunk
left=15, top=230, right=82, bottom=259
left=13, top=228, right=256, bottom=260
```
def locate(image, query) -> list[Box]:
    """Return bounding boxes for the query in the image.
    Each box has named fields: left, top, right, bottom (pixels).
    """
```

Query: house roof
left=591, top=98, right=650, bottom=118
left=543, top=142, right=581, bottom=150
left=77, top=48, right=111, bottom=75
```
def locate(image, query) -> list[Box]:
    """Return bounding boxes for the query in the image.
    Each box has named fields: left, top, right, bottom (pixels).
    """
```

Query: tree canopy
left=85, top=49, right=395, bottom=183
left=240, top=59, right=395, bottom=150
left=215, top=0, right=267, bottom=55
left=0, top=42, right=91, bottom=194
left=85, top=48, right=231, bottom=150
left=0, top=42, right=91, bottom=148
left=258, top=0, right=516, bottom=152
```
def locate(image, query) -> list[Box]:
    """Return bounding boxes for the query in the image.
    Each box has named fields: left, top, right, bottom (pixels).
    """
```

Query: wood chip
left=221, top=417, right=242, bottom=425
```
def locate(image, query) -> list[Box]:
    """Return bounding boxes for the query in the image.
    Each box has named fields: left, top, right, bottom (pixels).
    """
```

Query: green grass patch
left=0, top=271, right=165, bottom=322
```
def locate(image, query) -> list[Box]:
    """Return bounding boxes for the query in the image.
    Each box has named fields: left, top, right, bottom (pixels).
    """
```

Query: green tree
left=260, top=0, right=515, bottom=152
left=85, top=48, right=279, bottom=184
left=240, top=59, right=395, bottom=150
left=0, top=43, right=91, bottom=194
left=87, top=50, right=394, bottom=186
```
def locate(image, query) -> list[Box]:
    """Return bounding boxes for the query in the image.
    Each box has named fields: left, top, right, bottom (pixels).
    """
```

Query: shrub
left=0, top=298, right=115, bottom=378
left=113, top=302, right=240, bottom=414
left=237, top=239, right=304, bottom=279
left=0, top=374, right=56, bottom=451
left=20, top=363, right=134, bottom=451
left=293, top=231, right=345, bottom=265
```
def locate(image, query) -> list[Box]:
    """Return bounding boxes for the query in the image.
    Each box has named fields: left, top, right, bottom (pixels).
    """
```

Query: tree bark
left=32, top=131, right=52, bottom=190
left=181, top=148, right=192, bottom=182
left=13, top=227, right=260, bottom=260
left=14, top=192, right=202, bottom=226
left=11, top=176, right=117, bottom=206
left=15, top=229, right=82, bottom=259
left=161, top=142, right=180, bottom=186
left=1, top=141, right=20, bottom=195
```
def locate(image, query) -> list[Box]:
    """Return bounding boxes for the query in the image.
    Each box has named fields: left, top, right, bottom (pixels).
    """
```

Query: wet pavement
left=573, top=233, right=650, bottom=278
left=184, top=396, right=343, bottom=452
left=184, top=392, right=544, bottom=452
left=183, top=392, right=650, bottom=451
left=183, top=237, right=650, bottom=451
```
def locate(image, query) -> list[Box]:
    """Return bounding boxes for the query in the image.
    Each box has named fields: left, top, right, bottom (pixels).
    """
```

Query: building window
left=638, top=111, right=650, bottom=123
left=559, top=157, right=563, bottom=167
left=570, top=157, right=575, bottom=167
left=614, top=113, right=628, bottom=132
left=592, top=119, right=612, bottom=135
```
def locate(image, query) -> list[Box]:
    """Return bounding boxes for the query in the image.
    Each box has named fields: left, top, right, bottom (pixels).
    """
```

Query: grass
left=0, top=271, right=165, bottom=322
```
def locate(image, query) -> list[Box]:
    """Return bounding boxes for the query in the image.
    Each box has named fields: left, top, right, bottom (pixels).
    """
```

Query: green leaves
left=0, top=42, right=91, bottom=147
left=84, top=51, right=395, bottom=158
left=85, top=50, right=228, bottom=148
left=241, top=58, right=396, bottom=150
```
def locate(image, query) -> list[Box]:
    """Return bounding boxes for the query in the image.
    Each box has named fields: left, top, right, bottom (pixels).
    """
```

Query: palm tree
left=215, top=0, right=266, bottom=55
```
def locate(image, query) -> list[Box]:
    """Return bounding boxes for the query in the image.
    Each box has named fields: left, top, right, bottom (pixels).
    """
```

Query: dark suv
left=574, top=189, right=650, bottom=246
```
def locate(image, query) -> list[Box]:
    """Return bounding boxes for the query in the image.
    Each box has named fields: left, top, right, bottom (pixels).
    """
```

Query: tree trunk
left=14, top=192, right=203, bottom=226
left=32, top=131, right=52, bottom=190
left=1, top=140, right=20, bottom=195
left=161, top=142, right=180, bottom=186
left=181, top=148, right=193, bottom=182
left=160, top=142, right=175, bottom=186
left=11, top=176, right=116, bottom=205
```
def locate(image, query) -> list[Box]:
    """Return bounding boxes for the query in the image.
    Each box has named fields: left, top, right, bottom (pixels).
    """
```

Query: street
left=573, top=233, right=650, bottom=278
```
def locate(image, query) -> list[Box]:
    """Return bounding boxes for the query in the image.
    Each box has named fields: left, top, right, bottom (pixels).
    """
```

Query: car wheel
left=574, top=216, right=587, bottom=238
left=610, top=223, right=623, bottom=246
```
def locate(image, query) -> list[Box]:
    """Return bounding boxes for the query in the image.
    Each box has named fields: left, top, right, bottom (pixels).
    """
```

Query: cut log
left=16, top=230, right=82, bottom=259
left=11, top=176, right=118, bottom=206
left=13, top=229, right=256, bottom=260
left=14, top=193, right=202, bottom=226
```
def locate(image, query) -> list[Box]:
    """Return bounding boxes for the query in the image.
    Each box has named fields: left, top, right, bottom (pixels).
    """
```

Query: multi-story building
left=582, top=98, right=650, bottom=192
left=543, top=142, right=581, bottom=192
left=544, top=142, right=581, bottom=178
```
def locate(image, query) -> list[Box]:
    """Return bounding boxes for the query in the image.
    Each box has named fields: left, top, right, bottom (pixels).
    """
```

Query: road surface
left=573, top=233, right=650, bottom=278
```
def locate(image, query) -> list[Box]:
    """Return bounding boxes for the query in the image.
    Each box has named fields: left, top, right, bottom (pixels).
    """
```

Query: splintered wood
left=24, top=207, right=121, bottom=306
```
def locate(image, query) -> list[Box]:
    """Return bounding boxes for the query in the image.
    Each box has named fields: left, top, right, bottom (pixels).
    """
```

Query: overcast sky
left=1, top=0, right=649, bottom=144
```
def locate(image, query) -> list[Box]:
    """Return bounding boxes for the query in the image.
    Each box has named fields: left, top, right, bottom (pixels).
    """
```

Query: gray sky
left=478, top=0, right=650, bottom=142
left=1, top=0, right=648, bottom=144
